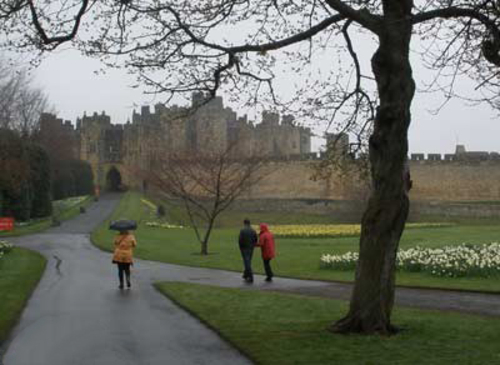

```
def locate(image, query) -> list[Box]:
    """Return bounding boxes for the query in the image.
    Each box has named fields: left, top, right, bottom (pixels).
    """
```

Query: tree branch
left=153, top=4, right=347, bottom=54
left=412, top=6, right=497, bottom=34
left=28, top=0, right=91, bottom=48
left=323, top=0, right=380, bottom=33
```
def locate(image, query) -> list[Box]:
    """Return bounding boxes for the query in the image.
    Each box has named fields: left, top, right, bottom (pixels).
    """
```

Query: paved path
left=3, top=194, right=500, bottom=365
left=1, top=195, right=251, bottom=365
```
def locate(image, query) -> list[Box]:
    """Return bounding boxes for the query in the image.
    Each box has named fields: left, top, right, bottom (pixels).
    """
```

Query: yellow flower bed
left=270, top=223, right=453, bottom=238
left=141, top=198, right=157, bottom=211
left=271, top=224, right=359, bottom=238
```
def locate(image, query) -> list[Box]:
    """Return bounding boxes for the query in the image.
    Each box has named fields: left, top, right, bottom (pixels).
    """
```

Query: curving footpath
left=2, top=194, right=500, bottom=365
left=0, top=195, right=250, bottom=365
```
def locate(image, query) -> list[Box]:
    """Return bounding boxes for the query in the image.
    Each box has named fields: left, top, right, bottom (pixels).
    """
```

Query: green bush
left=52, top=159, right=94, bottom=200
left=28, top=144, right=52, bottom=218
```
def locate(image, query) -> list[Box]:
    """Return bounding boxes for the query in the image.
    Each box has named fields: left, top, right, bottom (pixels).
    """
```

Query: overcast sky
left=30, top=46, right=500, bottom=155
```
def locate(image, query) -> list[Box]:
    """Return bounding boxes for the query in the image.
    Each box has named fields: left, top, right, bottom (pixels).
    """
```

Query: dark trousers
left=240, top=248, right=254, bottom=280
left=117, top=263, right=131, bottom=286
left=263, top=259, right=273, bottom=279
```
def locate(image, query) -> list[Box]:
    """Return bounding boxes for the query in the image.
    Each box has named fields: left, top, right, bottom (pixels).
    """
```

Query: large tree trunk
left=331, top=1, right=416, bottom=335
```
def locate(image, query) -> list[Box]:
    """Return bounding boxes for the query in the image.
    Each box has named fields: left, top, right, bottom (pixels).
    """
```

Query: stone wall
left=83, top=154, right=500, bottom=205
left=230, top=198, right=366, bottom=221
left=242, top=160, right=500, bottom=202
left=409, top=160, right=500, bottom=201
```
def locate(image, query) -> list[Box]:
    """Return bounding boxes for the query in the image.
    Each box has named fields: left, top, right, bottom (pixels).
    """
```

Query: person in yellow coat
left=112, top=230, right=137, bottom=289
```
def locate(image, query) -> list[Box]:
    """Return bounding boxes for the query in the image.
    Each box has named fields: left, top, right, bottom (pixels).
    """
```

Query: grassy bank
left=92, top=192, right=500, bottom=292
left=0, top=195, right=93, bottom=237
left=0, top=247, right=46, bottom=343
left=156, top=282, right=500, bottom=365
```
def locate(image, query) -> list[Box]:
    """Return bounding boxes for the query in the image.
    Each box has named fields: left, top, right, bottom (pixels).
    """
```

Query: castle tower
left=192, top=94, right=228, bottom=154
left=39, top=113, right=79, bottom=160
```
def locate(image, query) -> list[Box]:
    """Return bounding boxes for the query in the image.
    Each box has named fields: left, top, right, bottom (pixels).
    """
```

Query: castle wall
left=42, top=93, right=500, bottom=204
left=82, top=155, right=500, bottom=203
left=39, top=113, right=79, bottom=159
left=409, top=160, right=500, bottom=201
left=231, top=119, right=254, bottom=157
left=242, top=160, right=500, bottom=202
left=226, top=199, right=500, bottom=221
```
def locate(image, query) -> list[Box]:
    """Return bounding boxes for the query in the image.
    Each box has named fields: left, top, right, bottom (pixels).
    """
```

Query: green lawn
left=0, top=195, right=93, bottom=237
left=92, top=192, right=500, bottom=292
left=156, top=282, right=500, bottom=365
left=0, top=247, right=46, bottom=343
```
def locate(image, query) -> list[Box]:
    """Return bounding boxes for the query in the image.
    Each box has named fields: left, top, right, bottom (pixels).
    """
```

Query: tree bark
left=331, top=1, right=416, bottom=335
left=201, top=239, right=208, bottom=255
left=200, top=217, right=216, bottom=255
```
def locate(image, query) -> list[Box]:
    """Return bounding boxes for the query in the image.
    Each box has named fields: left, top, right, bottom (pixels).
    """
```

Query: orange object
left=112, top=233, right=137, bottom=264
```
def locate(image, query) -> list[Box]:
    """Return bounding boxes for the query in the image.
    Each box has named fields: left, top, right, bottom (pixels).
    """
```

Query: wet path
left=2, top=195, right=251, bottom=365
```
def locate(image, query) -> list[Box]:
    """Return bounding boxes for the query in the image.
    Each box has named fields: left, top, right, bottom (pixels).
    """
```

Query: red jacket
left=257, top=224, right=276, bottom=260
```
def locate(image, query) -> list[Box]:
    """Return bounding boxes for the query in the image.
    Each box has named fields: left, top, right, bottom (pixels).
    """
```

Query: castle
left=40, top=93, right=500, bottom=219
left=40, top=93, right=312, bottom=190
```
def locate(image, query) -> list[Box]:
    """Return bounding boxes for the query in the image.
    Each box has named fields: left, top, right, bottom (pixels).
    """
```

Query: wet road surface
left=1, top=195, right=251, bottom=365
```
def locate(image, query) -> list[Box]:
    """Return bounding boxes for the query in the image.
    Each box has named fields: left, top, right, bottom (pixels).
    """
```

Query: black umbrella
left=109, top=219, right=137, bottom=231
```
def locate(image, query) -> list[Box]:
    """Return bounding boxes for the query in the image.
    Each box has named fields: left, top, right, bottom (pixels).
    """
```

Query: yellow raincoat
left=112, top=233, right=137, bottom=264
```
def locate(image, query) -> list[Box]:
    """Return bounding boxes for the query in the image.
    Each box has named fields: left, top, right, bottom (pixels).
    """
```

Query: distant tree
left=28, top=143, right=52, bottom=218
left=0, top=128, right=29, bottom=189
left=0, top=60, right=52, bottom=218
left=51, top=159, right=94, bottom=200
left=0, top=130, right=52, bottom=220
left=7, top=181, right=33, bottom=221
left=0, top=60, right=50, bottom=138
left=72, top=160, right=94, bottom=196
left=0, top=128, right=30, bottom=217
left=3, top=0, right=500, bottom=334
left=145, top=143, right=267, bottom=255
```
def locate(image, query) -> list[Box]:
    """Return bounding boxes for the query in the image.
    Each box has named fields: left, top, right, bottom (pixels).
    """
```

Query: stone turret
left=282, top=114, right=295, bottom=126
left=262, top=111, right=280, bottom=126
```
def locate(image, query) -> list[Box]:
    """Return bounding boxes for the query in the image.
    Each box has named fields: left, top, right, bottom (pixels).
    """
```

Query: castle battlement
left=410, top=148, right=500, bottom=162
left=39, top=93, right=313, bottom=177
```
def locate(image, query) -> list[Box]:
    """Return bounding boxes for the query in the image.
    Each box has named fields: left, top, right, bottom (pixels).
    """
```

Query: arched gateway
left=106, top=166, right=122, bottom=191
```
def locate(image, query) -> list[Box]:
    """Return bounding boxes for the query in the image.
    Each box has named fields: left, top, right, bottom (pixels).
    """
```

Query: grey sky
left=31, top=47, right=499, bottom=155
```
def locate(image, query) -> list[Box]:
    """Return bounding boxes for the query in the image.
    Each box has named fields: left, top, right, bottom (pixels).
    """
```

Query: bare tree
left=3, top=0, right=500, bottom=334
left=144, top=143, right=267, bottom=255
left=0, top=60, right=50, bottom=137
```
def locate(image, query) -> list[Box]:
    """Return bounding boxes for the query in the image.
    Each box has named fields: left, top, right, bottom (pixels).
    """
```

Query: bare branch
left=27, top=0, right=92, bottom=48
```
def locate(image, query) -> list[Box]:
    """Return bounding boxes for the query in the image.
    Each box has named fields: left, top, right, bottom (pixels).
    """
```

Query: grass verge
left=156, top=282, right=500, bottom=365
left=0, top=195, right=93, bottom=237
left=0, top=247, right=46, bottom=343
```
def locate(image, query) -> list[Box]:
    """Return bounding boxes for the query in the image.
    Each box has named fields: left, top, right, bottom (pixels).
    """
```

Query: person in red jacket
left=256, top=223, right=276, bottom=282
